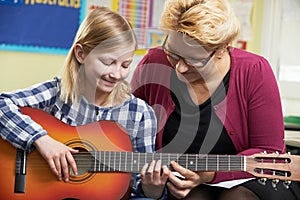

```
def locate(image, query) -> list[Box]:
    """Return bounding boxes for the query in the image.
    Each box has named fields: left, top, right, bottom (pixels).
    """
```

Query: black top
left=162, top=70, right=236, bottom=155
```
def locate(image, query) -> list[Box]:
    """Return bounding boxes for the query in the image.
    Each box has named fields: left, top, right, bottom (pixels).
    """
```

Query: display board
left=0, top=0, right=86, bottom=54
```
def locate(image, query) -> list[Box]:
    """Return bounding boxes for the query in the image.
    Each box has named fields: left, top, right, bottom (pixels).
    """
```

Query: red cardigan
left=130, top=47, right=285, bottom=183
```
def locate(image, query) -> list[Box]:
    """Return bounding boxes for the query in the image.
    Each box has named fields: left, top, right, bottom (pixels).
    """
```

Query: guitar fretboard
left=73, top=151, right=246, bottom=173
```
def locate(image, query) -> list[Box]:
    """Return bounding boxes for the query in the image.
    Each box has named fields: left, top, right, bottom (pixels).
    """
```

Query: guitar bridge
left=14, top=149, right=27, bottom=193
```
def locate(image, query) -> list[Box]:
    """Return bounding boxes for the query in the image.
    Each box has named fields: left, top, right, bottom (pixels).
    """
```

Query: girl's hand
left=34, top=135, right=79, bottom=182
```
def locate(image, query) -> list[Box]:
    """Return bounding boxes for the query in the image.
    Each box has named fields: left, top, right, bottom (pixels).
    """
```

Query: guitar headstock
left=246, top=153, right=300, bottom=186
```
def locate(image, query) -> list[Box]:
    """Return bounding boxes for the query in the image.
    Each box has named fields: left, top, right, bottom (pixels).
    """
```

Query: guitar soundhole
left=73, top=147, right=92, bottom=176
left=65, top=140, right=96, bottom=184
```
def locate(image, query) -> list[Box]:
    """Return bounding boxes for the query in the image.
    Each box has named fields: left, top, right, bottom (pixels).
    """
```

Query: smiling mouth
left=102, top=78, right=117, bottom=86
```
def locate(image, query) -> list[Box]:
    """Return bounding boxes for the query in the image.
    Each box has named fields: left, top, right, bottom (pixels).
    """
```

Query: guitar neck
left=74, top=152, right=246, bottom=173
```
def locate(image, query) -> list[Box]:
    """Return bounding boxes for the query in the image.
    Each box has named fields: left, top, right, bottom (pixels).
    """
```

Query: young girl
left=0, top=6, right=161, bottom=199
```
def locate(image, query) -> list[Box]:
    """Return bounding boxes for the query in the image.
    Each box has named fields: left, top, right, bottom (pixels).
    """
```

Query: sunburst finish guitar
left=0, top=107, right=300, bottom=200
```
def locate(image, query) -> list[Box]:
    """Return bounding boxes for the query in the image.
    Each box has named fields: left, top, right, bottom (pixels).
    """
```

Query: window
left=261, top=0, right=300, bottom=116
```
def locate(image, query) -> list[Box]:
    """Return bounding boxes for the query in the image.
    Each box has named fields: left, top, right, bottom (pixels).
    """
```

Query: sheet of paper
left=173, top=172, right=254, bottom=189
left=204, top=178, right=255, bottom=189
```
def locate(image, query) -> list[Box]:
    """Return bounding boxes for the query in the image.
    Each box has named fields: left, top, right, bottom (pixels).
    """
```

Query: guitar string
left=19, top=153, right=289, bottom=171
left=18, top=155, right=289, bottom=178
left=25, top=153, right=289, bottom=162
left=20, top=154, right=247, bottom=165
left=24, top=153, right=289, bottom=163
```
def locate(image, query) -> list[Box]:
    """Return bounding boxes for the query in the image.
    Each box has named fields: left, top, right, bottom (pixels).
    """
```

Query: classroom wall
left=0, top=0, right=265, bottom=92
left=0, top=51, right=65, bottom=92
left=246, top=0, right=264, bottom=54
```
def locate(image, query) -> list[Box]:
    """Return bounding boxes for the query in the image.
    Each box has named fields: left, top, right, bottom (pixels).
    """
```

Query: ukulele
left=0, top=107, right=299, bottom=200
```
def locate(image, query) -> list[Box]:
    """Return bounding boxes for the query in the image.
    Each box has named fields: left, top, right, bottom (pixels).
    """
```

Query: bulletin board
left=0, top=0, right=164, bottom=55
left=0, top=0, right=86, bottom=54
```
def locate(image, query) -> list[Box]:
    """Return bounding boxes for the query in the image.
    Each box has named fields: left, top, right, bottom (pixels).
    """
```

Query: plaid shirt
left=0, top=77, right=157, bottom=198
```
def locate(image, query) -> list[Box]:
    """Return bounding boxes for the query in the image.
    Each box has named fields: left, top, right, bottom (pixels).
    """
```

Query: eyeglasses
left=162, top=35, right=216, bottom=68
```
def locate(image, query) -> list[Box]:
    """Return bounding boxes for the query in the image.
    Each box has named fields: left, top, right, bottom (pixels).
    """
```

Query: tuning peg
left=272, top=179, right=279, bottom=189
left=283, top=180, right=291, bottom=189
left=258, top=178, right=267, bottom=186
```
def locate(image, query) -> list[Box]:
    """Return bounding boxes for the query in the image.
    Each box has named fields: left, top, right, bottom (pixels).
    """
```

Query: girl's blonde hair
left=60, top=6, right=137, bottom=104
left=160, top=0, right=240, bottom=50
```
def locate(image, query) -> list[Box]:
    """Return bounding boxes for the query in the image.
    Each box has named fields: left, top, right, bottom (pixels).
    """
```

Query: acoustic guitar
left=0, top=107, right=299, bottom=200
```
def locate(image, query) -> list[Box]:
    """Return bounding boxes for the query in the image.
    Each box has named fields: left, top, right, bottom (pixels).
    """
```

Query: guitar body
left=0, top=107, right=133, bottom=200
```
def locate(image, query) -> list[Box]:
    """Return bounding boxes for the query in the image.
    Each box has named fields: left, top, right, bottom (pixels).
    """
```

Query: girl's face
left=81, top=44, right=135, bottom=95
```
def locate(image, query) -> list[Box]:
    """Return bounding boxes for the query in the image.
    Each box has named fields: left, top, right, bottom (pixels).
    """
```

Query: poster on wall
left=232, top=0, right=253, bottom=50
left=117, top=0, right=165, bottom=51
left=0, top=0, right=86, bottom=54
